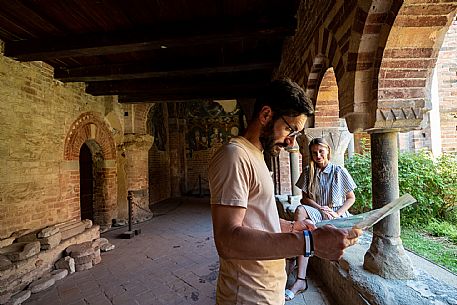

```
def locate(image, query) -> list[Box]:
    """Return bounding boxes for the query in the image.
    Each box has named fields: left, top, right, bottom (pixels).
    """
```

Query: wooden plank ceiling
left=0, top=0, right=300, bottom=103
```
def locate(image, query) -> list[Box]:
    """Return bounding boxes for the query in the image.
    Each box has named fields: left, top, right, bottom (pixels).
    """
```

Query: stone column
left=287, top=142, right=301, bottom=196
left=363, top=130, right=415, bottom=279
left=122, top=134, right=153, bottom=223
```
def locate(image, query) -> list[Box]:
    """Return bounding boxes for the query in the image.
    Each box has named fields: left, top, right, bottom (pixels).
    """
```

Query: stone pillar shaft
left=122, top=134, right=153, bottom=222
left=363, top=130, right=414, bottom=279
left=288, top=143, right=301, bottom=196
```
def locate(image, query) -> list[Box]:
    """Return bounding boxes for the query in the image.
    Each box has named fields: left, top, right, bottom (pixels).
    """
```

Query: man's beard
left=259, top=121, right=287, bottom=157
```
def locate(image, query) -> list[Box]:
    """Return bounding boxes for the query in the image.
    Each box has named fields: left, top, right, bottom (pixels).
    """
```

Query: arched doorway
left=79, top=143, right=94, bottom=221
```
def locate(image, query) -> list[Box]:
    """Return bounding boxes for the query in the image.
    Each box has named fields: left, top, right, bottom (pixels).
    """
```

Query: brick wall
left=314, top=68, right=340, bottom=128
left=397, top=17, right=457, bottom=153
left=437, top=18, right=457, bottom=153
left=148, top=148, right=172, bottom=204
left=0, top=50, right=121, bottom=238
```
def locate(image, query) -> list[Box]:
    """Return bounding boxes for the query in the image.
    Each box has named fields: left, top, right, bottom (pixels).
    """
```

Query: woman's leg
left=287, top=206, right=310, bottom=294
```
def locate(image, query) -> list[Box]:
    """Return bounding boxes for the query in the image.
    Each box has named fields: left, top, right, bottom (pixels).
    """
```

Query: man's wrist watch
left=303, top=230, right=315, bottom=257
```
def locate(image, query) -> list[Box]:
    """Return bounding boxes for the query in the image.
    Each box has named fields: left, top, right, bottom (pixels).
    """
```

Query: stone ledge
left=310, top=234, right=457, bottom=305
left=0, top=225, right=100, bottom=304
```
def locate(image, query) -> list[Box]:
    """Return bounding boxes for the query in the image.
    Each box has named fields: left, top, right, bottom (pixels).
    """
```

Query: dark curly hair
left=252, top=78, right=314, bottom=120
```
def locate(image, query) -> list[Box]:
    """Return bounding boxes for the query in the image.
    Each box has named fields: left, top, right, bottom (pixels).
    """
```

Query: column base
left=363, top=234, right=415, bottom=279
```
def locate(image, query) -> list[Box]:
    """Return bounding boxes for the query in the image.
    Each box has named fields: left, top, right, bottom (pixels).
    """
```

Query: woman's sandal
left=284, top=277, right=308, bottom=301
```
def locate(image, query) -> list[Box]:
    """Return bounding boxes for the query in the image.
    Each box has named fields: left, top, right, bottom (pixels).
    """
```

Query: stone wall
left=0, top=49, right=122, bottom=238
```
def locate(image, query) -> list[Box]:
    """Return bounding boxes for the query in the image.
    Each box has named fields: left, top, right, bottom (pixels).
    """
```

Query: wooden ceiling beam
left=116, top=82, right=268, bottom=103
left=86, top=72, right=271, bottom=97
left=5, top=18, right=295, bottom=61
left=54, top=61, right=276, bottom=82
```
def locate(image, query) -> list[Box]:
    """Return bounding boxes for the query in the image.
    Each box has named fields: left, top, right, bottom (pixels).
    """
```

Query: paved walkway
left=23, top=197, right=332, bottom=305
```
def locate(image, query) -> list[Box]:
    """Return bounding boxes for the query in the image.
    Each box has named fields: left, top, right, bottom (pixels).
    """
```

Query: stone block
left=0, top=242, right=40, bottom=262
left=37, top=226, right=60, bottom=238
left=0, top=254, right=12, bottom=271
left=29, top=276, right=55, bottom=293
left=91, top=239, right=100, bottom=249
left=100, top=243, right=115, bottom=252
left=54, top=256, right=75, bottom=274
left=39, top=232, right=62, bottom=250
left=82, top=219, right=93, bottom=229
left=92, top=255, right=101, bottom=265
left=66, top=242, right=93, bottom=258
left=59, top=222, right=86, bottom=240
left=8, top=290, right=31, bottom=305
left=51, top=269, right=68, bottom=281
left=97, top=238, right=109, bottom=246
left=0, top=225, right=99, bottom=304
left=75, top=261, right=93, bottom=272
left=74, top=254, right=93, bottom=265
left=55, top=219, right=79, bottom=229
left=0, top=237, right=15, bottom=249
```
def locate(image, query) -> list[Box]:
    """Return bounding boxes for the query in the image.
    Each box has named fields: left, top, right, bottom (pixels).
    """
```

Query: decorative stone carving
left=303, top=125, right=353, bottom=166
left=374, top=107, right=423, bottom=130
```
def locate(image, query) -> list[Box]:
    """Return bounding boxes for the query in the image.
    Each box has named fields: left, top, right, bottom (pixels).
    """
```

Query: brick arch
left=133, top=103, right=155, bottom=134
left=378, top=1, right=457, bottom=130
left=304, top=29, right=345, bottom=128
left=64, top=112, right=116, bottom=160
left=338, top=0, right=403, bottom=132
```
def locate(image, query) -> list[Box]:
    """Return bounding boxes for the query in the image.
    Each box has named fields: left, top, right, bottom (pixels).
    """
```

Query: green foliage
left=345, top=150, right=457, bottom=226
left=345, top=152, right=372, bottom=214
left=346, top=145, right=457, bottom=273
left=401, top=227, right=457, bottom=274
left=426, top=220, right=457, bottom=243
left=436, top=153, right=457, bottom=222
left=398, top=151, right=444, bottom=227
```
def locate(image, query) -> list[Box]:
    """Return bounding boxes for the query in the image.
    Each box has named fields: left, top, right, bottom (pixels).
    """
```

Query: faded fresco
left=148, top=103, right=167, bottom=151
left=187, top=100, right=241, bottom=156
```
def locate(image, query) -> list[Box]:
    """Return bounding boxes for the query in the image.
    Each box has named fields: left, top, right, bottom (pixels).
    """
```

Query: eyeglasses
left=281, top=116, right=303, bottom=138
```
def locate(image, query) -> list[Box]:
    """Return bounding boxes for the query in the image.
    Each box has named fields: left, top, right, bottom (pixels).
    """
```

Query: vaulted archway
left=63, top=112, right=117, bottom=230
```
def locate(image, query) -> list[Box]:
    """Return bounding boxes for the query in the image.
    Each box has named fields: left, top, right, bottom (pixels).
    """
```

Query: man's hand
left=312, top=225, right=362, bottom=260
left=292, top=219, right=316, bottom=232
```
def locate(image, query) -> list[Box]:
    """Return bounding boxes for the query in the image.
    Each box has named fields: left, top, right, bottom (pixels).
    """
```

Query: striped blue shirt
left=295, top=162, right=356, bottom=221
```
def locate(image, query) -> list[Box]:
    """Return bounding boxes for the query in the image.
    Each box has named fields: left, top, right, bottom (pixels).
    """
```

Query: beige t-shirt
left=209, top=136, right=286, bottom=305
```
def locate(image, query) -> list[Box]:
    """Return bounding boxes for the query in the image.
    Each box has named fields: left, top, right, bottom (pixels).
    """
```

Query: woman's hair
left=307, top=137, right=332, bottom=201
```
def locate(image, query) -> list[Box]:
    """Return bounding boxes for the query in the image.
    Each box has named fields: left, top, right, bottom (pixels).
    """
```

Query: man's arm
left=212, top=204, right=361, bottom=261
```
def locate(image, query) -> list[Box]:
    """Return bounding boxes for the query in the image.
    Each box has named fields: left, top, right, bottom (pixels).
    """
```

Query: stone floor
left=22, top=197, right=333, bottom=305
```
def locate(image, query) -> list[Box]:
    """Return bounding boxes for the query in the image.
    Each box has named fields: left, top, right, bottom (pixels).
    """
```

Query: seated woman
left=285, top=137, right=357, bottom=301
